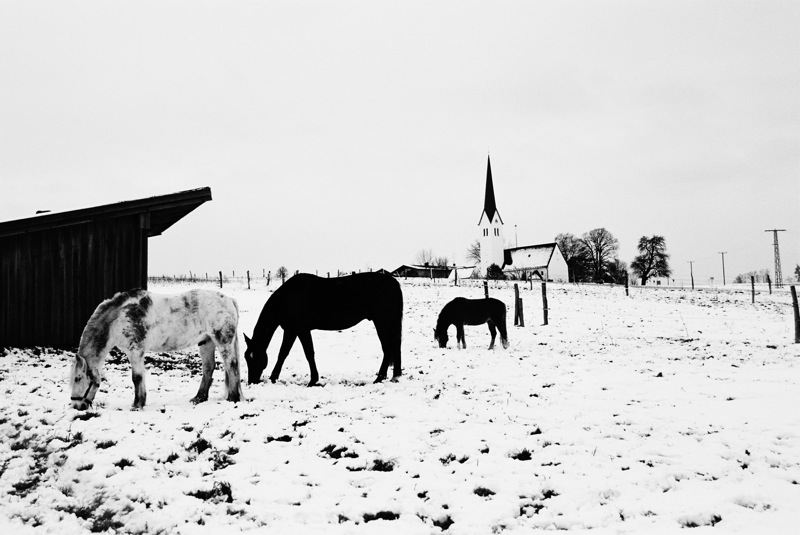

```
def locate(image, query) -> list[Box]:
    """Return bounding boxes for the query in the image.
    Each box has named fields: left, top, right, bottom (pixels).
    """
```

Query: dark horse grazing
left=434, top=297, right=509, bottom=350
left=244, top=272, right=403, bottom=386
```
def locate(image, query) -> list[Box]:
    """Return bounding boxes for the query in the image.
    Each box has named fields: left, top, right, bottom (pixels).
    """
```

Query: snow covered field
left=1, top=279, right=799, bottom=534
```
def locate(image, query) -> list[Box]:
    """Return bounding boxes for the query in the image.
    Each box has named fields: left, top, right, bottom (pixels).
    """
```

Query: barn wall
left=0, top=215, right=147, bottom=348
left=548, top=245, right=569, bottom=282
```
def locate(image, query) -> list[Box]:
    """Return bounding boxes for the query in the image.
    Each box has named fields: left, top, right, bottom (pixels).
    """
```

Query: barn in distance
left=0, top=187, right=212, bottom=348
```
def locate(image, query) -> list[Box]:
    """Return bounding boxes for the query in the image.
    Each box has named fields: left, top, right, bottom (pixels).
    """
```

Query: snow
left=1, top=279, right=799, bottom=534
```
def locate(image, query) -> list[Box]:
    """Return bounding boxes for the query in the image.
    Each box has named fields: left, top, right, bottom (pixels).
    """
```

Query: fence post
left=791, top=286, right=799, bottom=344
left=247, top=270, right=250, bottom=290
left=514, top=284, right=520, bottom=326
left=751, top=276, right=755, bottom=304
left=767, top=274, right=772, bottom=294
left=541, top=282, right=548, bottom=326
left=267, top=271, right=271, bottom=286
left=518, top=297, right=525, bottom=327
left=219, top=271, right=223, bottom=289
left=454, top=264, right=458, bottom=286
left=625, top=273, right=629, bottom=297
left=484, top=280, right=489, bottom=298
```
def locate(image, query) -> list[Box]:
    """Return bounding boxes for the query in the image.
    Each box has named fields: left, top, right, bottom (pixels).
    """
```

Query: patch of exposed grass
left=511, top=449, right=532, bottom=461
left=363, top=511, right=399, bottom=523
left=73, top=411, right=100, bottom=422
left=371, top=458, right=395, bottom=472
left=321, top=444, right=359, bottom=459
left=433, top=515, right=454, bottom=530
left=474, top=487, right=495, bottom=497
left=187, top=481, right=233, bottom=504
left=96, top=439, right=116, bottom=449
left=188, top=437, right=212, bottom=454
left=114, top=458, right=134, bottom=469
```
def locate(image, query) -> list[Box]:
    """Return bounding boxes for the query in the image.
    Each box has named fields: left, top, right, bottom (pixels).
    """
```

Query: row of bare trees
left=557, top=229, right=671, bottom=284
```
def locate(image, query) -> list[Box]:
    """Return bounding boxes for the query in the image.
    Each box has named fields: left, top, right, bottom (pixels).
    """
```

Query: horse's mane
left=79, top=288, right=147, bottom=355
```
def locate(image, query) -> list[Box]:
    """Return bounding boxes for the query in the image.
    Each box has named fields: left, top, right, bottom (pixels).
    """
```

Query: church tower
left=478, top=156, right=505, bottom=275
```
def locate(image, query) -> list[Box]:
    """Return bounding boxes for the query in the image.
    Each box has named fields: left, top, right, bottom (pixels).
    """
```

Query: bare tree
left=415, top=248, right=434, bottom=265
left=466, top=240, right=481, bottom=265
left=555, top=232, right=590, bottom=282
left=433, top=255, right=450, bottom=267
left=630, top=235, right=671, bottom=285
left=276, top=266, right=288, bottom=281
left=581, top=228, right=619, bottom=283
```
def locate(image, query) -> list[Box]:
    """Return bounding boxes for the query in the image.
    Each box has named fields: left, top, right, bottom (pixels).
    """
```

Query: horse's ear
left=243, top=333, right=251, bottom=346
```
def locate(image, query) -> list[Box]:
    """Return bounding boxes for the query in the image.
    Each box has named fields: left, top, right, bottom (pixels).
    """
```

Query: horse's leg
left=128, top=347, right=147, bottom=409
left=219, top=341, right=244, bottom=402
left=191, top=340, right=216, bottom=404
left=487, top=321, right=497, bottom=350
left=269, top=330, right=297, bottom=383
left=374, top=317, right=402, bottom=382
left=297, top=330, right=320, bottom=387
left=456, top=324, right=466, bottom=349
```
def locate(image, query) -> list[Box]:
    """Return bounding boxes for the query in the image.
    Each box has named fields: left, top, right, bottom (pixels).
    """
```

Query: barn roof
left=0, top=187, right=212, bottom=238
left=503, top=242, right=557, bottom=269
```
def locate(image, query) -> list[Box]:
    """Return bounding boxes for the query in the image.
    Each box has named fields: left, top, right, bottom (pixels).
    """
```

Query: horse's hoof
left=190, top=396, right=206, bottom=405
left=270, top=378, right=277, bottom=384
left=373, top=375, right=386, bottom=384
left=390, top=375, right=401, bottom=383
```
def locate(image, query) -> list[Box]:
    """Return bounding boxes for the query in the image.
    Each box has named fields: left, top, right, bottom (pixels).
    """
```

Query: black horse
left=434, top=297, right=509, bottom=350
left=244, top=272, right=403, bottom=386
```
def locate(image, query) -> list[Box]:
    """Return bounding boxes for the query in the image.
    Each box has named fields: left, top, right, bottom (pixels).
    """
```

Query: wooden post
left=518, top=298, right=525, bottom=327
left=541, top=282, right=548, bottom=326
left=767, top=274, right=772, bottom=294
left=247, top=270, right=250, bottom=290
left=219, top=271, right=223, bottom=289
left=751, top=276, right=755, bottom=303
left=790, top=286, right=799, bottom=343
left=282, top=272, right=286, bottom=285
left=267, top=271, right=271, bottom=286
left=454, top=264, right=458, bottom=286
left=327, top=272, right=330, bottom=278
left=483, top=280, right=489, bottom=298
left=625, top=273, right=629, bottom=297
left=514, top=284, right=520, bottom=326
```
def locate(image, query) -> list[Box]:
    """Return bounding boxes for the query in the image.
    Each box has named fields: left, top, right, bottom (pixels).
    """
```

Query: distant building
left=476, top=157, right=568, bottom=282
left=391, top=264, right=452, bottom=279
left=503, top=243, right=569, bottom=282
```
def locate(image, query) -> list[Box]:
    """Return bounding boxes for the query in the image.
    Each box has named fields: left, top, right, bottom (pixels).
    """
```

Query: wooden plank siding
left=0, top=216, right=147, bottom=348
left=0, top=187, right=211, bottom=348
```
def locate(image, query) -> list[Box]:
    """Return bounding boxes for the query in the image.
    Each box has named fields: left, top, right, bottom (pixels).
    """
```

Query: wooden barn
left=0, top=187, right=212, bottom=348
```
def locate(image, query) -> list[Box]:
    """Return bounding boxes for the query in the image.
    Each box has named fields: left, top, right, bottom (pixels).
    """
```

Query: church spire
left=480, top=155, right=502, bottom=224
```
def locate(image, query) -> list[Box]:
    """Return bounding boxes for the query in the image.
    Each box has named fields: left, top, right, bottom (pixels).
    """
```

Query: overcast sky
left=2, top=1, right=798, bottom=284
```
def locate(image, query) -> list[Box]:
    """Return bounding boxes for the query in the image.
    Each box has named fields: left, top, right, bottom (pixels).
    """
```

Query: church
left=478, top=156, right=569, bottom=282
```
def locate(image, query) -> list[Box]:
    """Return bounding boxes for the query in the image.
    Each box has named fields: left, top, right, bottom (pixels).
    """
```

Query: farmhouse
left=477, top=157, right=568, bottom=282
left=0, top=187, right=212, bottom=347
left=392, top=264, right=452, bottom=279
left=503, top=243, right=569, bottom=282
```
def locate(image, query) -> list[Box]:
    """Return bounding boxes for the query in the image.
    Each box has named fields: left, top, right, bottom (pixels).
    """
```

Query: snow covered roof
left=0, top=187, right=212, bottom=238
left=503, top=242, right=557, bottom=269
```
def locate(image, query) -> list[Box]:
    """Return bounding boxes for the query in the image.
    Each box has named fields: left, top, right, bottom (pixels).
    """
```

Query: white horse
left=69, top=288, right=244, bottom=410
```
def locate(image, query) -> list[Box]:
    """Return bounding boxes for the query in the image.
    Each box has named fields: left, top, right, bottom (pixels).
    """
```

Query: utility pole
left=718, top=252, right=727, bottom=286
left=688, top=260, right=695, bottom=290
left=515, top=225, right=518, bottom=248
left=765, top=230, right=786, bottom=288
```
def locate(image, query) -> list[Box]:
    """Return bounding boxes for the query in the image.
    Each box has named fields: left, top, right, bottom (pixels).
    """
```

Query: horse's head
left=69, top=354, right=99, bottom=410
left=434, top=326, right=448, bottom=348
left=243, top=333, right=268, bottom=384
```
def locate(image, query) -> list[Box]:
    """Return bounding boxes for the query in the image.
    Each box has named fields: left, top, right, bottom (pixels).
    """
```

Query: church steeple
left=478, top=155, right=505, bottom=273
left=479, top=155, right=503, bottom=225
